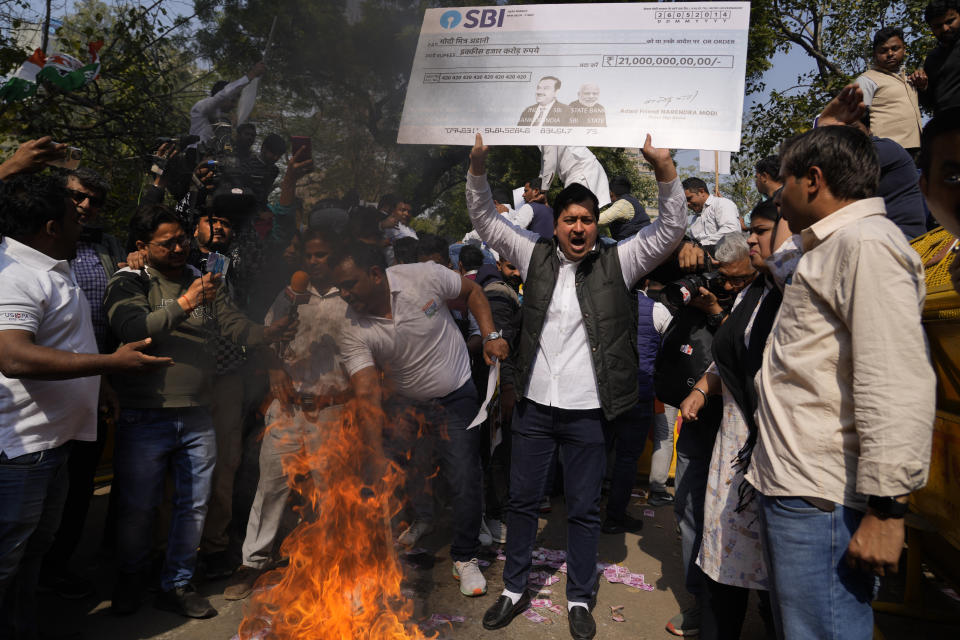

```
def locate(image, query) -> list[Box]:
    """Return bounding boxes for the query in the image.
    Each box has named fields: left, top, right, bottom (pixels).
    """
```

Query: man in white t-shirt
left=331, top=241, right=508, bottom=599
left=0, top=174, right=170, bottom=636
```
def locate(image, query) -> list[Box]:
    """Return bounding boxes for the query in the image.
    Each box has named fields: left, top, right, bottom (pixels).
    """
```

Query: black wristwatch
left=706, top=311, right=725, bottom=327
left=867, top=495, right=909, bottom=519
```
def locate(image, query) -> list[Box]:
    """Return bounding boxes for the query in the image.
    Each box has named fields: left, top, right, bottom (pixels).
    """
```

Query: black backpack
left=654, top=307, right=717, bottom=407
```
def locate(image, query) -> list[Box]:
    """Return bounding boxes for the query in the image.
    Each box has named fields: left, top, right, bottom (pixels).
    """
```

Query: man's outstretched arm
left=619, top=134, right=687, bottom=286
left=465, top=134, right=538, bottom=278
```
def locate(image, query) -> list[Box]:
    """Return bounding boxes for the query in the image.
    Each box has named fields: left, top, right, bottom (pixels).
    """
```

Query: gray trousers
left=649, top=405, right=678, bottom=493
left=240, top=404, right=339, bottom=569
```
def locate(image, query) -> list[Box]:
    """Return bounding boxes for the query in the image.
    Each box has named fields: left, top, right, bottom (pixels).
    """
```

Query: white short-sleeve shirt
left=0, top=237, right=99, bottom=458
left=340, top=262, right=472, bottom=401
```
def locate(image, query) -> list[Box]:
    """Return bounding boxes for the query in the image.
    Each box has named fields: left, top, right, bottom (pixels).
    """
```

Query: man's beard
left=504, top=274, right=522, bottom=292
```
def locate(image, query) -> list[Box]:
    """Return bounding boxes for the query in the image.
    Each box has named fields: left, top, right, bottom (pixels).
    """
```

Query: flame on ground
left=237, top=399, right=435, bottom=640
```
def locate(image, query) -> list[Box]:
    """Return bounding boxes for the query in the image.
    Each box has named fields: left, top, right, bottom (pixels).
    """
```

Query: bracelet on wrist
left=693, top=387, right=708, bottom=401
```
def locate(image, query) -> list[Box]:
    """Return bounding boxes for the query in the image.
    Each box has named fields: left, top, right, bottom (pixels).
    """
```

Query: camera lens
left=663, top=274, right=707, bottom=306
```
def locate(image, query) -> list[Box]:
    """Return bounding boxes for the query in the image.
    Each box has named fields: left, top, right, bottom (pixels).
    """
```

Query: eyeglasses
left=66, top=188, right=105, bottom=208
left=722, top=273, right=756, bottom=286
left=149, top=236, right=191, bottom=251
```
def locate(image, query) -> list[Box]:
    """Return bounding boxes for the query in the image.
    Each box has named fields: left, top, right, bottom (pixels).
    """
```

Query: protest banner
left=397, top=2, right=750, bottom=150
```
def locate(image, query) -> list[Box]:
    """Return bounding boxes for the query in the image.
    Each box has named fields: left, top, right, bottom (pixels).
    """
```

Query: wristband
left=693, top=387, right=708, bottom=401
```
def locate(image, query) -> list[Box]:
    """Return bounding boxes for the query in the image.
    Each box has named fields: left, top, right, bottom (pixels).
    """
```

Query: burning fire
left=237, top=399, right=435, bottom=639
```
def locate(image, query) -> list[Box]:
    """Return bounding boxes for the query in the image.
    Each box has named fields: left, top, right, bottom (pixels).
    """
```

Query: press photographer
left=653, top=231, right=756, bottom=635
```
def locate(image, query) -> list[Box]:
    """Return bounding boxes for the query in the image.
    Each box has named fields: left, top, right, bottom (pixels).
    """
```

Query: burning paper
left=419, top=614, right=466, bottom=632
left=236, top=401, right=432, bottom=640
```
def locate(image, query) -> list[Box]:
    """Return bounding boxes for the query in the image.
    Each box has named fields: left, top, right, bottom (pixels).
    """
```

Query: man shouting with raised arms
left=466, top=133, right=686, bottom=640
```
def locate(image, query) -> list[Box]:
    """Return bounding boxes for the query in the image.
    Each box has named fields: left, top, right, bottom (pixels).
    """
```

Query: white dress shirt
left=0, top=238, right=99, bottom=457
left=466, top=171, right=686, bottom=410
left=340, top=262, right=471, bottom=401
left=265, top=284, right=350, bottom=396
left=687, top=194, right=741, bottom=245
left=189, top=75, right=251, bottom=144
left=540, top=145, right=612, bottom=207
left=383, top=222, right=419, bottom=243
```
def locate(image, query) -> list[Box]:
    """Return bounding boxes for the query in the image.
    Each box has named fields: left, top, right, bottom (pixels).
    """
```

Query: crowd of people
left=3, top=4, right=960, bottom=640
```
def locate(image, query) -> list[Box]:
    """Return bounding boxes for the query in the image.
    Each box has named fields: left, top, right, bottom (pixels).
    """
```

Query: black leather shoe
left=568, top=605, right=596, bottom=639
left=482, top=591, right=531, bottom=630
left=601, top=514, right=644, bottom=534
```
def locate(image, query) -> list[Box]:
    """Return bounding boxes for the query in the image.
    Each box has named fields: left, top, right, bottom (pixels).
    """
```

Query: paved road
left=36, top=487, right=960, bottom=639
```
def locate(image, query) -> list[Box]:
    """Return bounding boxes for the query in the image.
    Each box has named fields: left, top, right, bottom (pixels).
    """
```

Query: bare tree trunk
left=41, top=0, right=52, bottom=54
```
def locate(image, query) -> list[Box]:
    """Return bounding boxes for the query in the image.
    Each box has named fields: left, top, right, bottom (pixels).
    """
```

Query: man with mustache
left=467, top=133, right=686, bottom=640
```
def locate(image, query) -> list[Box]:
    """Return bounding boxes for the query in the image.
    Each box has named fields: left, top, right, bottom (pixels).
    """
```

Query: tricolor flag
left=0, top=41, right=103, bottom=102
left=37, top=41, right=103, bottom=92
left=0, top=49, right=46, bottom=101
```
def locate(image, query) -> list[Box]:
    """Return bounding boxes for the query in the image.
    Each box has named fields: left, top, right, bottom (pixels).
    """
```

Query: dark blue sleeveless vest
left=636, top=292, right=660, bottom=402
left=527, top=202, right=554, bottom=240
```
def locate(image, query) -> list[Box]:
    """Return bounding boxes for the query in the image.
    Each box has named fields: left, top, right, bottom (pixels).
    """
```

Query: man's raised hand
left=640, top=134, right=677, bottom=182
left=818, top=84, right=866, bottom=127
left=248, top=61, right=267, bottom=80
left=469, top=133, right=490, bottom=176
left=286, top=144, right=314, bottom=181
left=0, top=136, right=68, bottom=180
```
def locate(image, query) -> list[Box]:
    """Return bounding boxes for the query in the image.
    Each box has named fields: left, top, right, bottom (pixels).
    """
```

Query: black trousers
left=502, top=399, right=605, bottom=603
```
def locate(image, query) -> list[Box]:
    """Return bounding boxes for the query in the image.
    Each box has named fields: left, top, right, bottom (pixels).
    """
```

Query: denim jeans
left=0, top=442, right=71, bottom=639
left=603, top=401, right=653, bottom=521
left=113, top=407, right=216, bottom=591
left=503, top=399, right=606, bottom=603
left=758, top=494, right=876, bottom=640
left=674, top=397, right=721, bottom=598
left=385, top=382, right=482, bottom=562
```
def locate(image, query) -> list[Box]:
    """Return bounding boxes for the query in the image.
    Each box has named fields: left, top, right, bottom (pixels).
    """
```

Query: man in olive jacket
left=103, top=204, right=291, bottom=619
left=467, top=133, right=686, bottom=640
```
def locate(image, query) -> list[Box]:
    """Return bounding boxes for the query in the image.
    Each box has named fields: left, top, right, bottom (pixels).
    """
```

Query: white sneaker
left=397, top=519, right=433, bottom=547
left=478, top=518, right=493, bottom=546
left=485, top=518, right=507, bottom=544
left=452, top=558, right=487, bottom=596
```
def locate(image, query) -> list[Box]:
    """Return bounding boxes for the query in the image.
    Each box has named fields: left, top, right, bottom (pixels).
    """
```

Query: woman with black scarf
left=676, top=199, right=800, bottom=639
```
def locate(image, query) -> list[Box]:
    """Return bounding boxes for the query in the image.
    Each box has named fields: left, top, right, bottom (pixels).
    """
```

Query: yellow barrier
left=875, top=230, right=960, bottom=623
left=910, top=228, right=960, bottom=553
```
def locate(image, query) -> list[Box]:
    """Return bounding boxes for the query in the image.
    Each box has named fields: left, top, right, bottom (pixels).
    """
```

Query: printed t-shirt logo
left=422, top=299, right=440, bottom=318
left=0, top=311, right=31, bottom=322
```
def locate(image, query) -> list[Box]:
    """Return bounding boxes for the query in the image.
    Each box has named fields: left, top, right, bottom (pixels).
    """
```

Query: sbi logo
left=440, top=8, right=505, bottom=29
left=440, top=10, right=461, bottom=29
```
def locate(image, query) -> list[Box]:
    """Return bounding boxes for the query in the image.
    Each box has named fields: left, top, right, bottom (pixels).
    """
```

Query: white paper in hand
left=468, top=361, right=500, bottom=429
left=236, top=77, right=259, bottom=125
